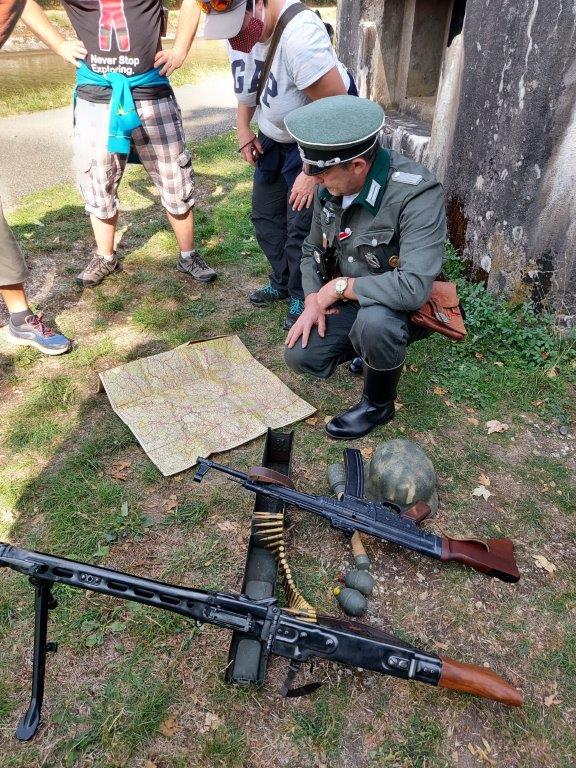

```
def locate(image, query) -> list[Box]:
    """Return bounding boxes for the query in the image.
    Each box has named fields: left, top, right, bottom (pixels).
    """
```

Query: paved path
left=0, top=74, right=237, bottom=208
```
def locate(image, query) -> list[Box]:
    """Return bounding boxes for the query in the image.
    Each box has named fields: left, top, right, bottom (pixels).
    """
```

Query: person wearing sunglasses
left=20, top=0, right=218, bottom=288
left=201, top=0, right=357, bottom=330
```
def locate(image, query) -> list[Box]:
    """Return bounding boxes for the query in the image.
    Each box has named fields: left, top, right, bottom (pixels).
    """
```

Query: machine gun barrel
left=0, top=542, right=522, bottom=740
left=193, top=458, right=520, bottom=583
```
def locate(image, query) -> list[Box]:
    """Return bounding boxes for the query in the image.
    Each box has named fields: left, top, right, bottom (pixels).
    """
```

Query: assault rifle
left=1, top=542, right=521, bottom=740
left=193, top=457, right=520, bottom=583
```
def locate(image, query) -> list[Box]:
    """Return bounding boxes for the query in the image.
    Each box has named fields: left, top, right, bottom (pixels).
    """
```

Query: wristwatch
left=334, top=277, right=348, bottom=299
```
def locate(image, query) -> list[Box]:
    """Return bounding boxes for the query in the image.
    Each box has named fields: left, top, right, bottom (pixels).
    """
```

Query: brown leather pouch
left=411, top=281, right=467, bottom=341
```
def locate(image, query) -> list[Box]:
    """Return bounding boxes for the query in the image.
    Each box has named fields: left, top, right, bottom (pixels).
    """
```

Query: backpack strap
left=256, top=1, right=308, bottom=105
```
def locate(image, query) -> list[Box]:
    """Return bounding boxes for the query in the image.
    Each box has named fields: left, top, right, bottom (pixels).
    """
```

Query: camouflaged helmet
left=366, top=439, right=438, bottom=516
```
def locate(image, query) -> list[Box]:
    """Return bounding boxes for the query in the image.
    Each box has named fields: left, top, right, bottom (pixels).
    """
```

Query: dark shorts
left=0, top=196, right=29, bottom=287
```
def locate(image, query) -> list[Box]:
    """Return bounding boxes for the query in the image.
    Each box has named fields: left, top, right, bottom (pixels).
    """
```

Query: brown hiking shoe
left=176, top=250, right=217, bottom=283
left=76, top=253, right=121, bottom=287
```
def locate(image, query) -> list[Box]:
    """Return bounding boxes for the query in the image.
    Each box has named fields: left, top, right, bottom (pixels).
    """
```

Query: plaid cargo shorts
left=74, top=95, right=196, bottom=219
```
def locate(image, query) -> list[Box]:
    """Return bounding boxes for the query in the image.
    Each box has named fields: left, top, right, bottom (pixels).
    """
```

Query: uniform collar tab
left=355, top=149, right=391, bottom=214
left=318, top=149, right=390, bottom=211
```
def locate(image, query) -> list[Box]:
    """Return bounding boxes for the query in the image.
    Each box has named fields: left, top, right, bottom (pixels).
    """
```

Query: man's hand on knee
left=285, top=293, right=336, bottom=349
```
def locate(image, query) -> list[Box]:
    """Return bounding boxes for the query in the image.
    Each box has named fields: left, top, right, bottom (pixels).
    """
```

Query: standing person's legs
left=133, top=96, right=216, bottom=283
left=90, top=212, right=118, bottom=259
left=285, top=203, right=310, bottom=301
left=74, top=98, right=125, bottom=287
left=283, top=200, right=313, bottom=329
left=0, top=197, right=71, bottom=354
left=166, top=210, right=194, bottom=253
left=249, top=173, right=290, bottom=306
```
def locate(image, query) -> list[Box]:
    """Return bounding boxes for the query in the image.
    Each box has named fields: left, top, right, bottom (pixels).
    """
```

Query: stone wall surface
left=445, top=0, right=576, bottom=320
left=337, top=0, right=576, bottom=321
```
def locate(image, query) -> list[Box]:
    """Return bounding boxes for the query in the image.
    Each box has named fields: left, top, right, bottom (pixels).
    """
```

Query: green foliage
left=370, top=714, right=446, bottom=768
left=412, top=245, right=576, bottom=413
left=4, top=375, right=77, bottom=452
left=0, top=595, right=15, bottom=637
left=518, top=455, right=575, bottom=516
left=166, top=499, right=208, bottom=527
left=292, top=685, right=347, bottom=759
left=67, top=336, right=115, bottom=367
left=93, top=499, right=154, bottom=556
left=94, top=288, right=132, bottom=313
left=201, top=723, right=247, bottom=767
left=80, top=611, right=127, bottom=649
left=444, top=246, right=564, bottom=368
left=11, top=419, right=138, bottom=557
left=0, top=677, right=15, bottom=719
left=59, top=653, right=173, bottom=765
left=534, top=632, right=576, bottom=701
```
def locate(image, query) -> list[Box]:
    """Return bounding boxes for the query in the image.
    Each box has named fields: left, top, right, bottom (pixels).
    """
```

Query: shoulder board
left=391, top=171, right=423, bottom=185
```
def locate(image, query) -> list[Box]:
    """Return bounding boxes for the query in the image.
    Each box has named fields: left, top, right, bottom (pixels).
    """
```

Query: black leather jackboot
left=325, top=363, right=403, bottom=440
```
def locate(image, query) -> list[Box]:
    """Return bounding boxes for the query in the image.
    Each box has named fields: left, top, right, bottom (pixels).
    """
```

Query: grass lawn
left=0, top=131, right=575, bottom=768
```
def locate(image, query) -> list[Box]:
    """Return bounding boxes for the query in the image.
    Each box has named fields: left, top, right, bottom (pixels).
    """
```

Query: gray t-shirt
left=227, top=0, right=350, bottom=143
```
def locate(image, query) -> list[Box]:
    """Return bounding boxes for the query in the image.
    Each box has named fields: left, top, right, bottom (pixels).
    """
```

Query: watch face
left=336, top=279, right=347, bottom=293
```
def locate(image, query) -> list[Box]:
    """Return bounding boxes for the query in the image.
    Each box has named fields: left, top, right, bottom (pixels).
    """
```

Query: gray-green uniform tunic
left=284, top=148, right=446, bottom=377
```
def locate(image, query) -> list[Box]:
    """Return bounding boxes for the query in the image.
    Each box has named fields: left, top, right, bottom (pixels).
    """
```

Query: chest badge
left=323, top=207, right=335, bottom=224
left=365, top=252, right=381, bottom=269
left=388, top=255, right=400, bottom=268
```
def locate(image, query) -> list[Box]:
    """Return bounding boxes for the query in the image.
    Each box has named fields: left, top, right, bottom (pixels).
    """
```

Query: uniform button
left=345, top=227, right=351, bottom=235
left=371, top=238, right=378, bottom=246
left=348, top=256, right=354, bottom=262
left=388, top=255, right=400, bottom=268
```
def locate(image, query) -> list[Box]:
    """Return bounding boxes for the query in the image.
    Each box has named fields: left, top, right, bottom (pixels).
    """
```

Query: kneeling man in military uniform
left=284, top=96, right=446, bottom=440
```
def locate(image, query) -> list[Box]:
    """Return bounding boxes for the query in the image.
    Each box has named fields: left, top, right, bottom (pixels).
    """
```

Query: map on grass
left=99, top=335, right=316, bottom=476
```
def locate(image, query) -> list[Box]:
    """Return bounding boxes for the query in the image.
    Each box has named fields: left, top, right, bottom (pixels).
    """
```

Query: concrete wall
left=337, top=0, right=576, bottom=323
left=407, top=0, right=452, bottom=97
left=444, top=0, right=576, bottom=321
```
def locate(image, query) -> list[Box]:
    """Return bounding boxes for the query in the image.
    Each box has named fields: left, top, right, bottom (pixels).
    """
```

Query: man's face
left=313, top=162, right=363, bottom=197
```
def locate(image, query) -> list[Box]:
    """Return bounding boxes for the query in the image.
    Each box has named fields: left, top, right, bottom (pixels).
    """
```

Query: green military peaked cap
left=284, top=95, right=385, bottom=175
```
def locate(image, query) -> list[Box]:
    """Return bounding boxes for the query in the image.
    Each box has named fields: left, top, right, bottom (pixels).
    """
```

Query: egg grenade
left=366, top=439, right=438, bottom=516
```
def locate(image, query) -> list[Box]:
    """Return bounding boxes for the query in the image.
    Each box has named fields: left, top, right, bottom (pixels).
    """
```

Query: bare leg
left=76, top=213, right=120, bottom=287
left=170, top=207, right=217, bottom=283
left=1, top=283, right=29, bottom=313
left=166, top=208, right=194, bottom=252
left=90, top=212, right=118, bottom=256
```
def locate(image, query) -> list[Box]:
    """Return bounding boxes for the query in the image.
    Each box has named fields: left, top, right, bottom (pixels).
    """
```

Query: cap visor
left=203, top=4, right=246, bottom=39
left=304, top=163, right=328, bottom=176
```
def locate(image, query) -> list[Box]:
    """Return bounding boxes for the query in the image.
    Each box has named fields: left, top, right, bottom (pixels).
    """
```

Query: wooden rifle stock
left=439, top=657, right=523, bottom=706
left=199, top=459, right=521, bottom=583
left=440, top=537, right=520, bottom=583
